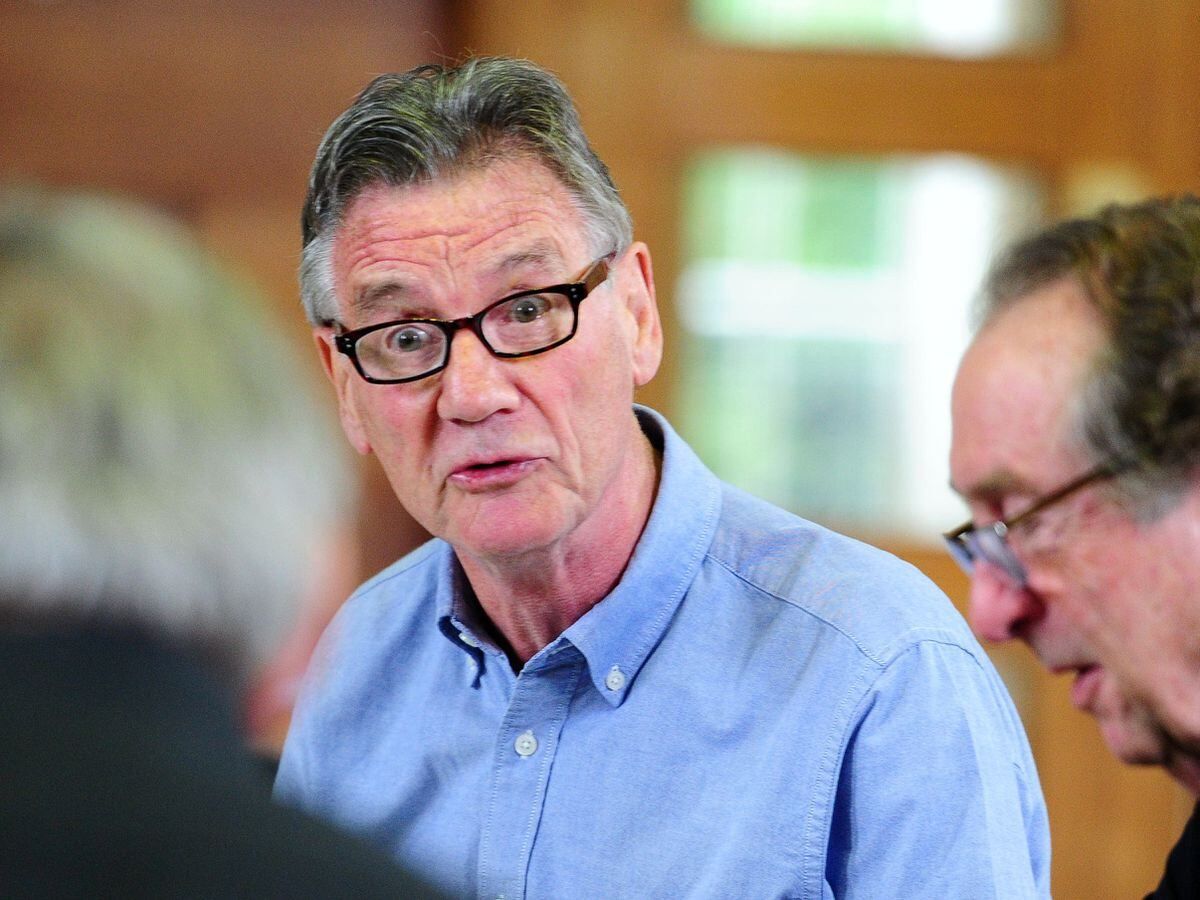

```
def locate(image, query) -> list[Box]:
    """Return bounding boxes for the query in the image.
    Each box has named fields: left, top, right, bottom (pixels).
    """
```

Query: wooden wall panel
left=0, top=0, right=446, bottom=581
left=0, top=0, right=452, bottom=743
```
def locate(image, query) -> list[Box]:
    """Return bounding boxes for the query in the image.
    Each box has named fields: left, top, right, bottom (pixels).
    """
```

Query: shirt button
left=605, top=665, right=626, bottom=692
left=514, top=730, right=538, bottom=757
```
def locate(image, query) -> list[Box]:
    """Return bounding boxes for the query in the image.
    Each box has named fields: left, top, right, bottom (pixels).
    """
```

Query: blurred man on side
left=0, top=187, right=438, bottom=897
left=947, top=195, right=1200, bottom=898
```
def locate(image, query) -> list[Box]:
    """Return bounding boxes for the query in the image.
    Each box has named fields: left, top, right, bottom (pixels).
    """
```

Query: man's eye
left=385, top=325, right=435, bottom=353
left=509, top=295, right=551, bottom=324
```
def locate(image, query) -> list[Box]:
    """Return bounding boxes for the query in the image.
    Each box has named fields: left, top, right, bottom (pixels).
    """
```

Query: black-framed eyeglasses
left=943, top=462, right=1127, bottom=586
left=333, top=256, right=612, bottom=384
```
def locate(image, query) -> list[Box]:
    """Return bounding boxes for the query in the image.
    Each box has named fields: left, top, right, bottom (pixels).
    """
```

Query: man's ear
left=620, top=242, right=663, bottom=387
left=314, top=326, right=373, bottom=456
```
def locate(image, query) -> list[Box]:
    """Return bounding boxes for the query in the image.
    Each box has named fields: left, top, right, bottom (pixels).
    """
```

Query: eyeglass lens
left=946, top=527, right=1027, bottom=585
left=356, top=290, right=577, bottom=382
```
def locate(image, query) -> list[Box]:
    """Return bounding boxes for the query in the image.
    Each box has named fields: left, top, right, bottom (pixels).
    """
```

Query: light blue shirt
left=276, top=407, right=1050, bottom=898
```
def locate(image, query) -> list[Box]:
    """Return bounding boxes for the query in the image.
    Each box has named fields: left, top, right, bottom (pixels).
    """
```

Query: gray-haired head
left=978, top=194, right=1200, bottom=517
left=0, top=186, right=352, bottom=685
left=299, top=56, right=633, bottom=325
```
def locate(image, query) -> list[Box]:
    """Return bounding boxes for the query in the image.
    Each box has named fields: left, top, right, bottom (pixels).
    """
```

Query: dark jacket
left=0, top=627, right=439, bottom=898
left=1148, top=802, right=1200, bottom=900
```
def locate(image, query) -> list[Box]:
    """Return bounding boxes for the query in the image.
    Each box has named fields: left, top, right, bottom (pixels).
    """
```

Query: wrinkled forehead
left=329, top=161, right=597, bottom=317
left=338, top=152, right=588, bottom=234
left=337, top=159, right=591, bottom=253
left=950, top=281, right=1106, bottom=492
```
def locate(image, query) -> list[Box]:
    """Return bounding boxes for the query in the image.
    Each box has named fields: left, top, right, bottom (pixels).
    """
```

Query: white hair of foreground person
left=0, top=187, right=352, bottom=684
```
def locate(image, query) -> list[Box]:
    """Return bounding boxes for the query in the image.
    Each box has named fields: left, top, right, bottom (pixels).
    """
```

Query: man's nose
left=435, top=328, right=520, bottom=423
left=967, top=560, right=1044, bottom=643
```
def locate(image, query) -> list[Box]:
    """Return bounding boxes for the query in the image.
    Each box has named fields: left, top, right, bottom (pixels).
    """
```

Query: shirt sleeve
left=825, top=635, right=1051, bottom=899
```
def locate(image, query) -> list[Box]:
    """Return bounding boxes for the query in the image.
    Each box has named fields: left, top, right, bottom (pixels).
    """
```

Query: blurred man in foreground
left=947, top=195, right=1200, bottom=897
left=0, top=187, right=438, bottom=896
left=277, top=56, right=1050, bottom=897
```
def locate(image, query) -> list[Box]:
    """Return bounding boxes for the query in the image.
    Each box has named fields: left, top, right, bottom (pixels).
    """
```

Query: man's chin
left=453, top=516, right=566, bottom=561
left=1099, top=716, right=1169, bottom=768
left=447, top=496, right=569, bottom=558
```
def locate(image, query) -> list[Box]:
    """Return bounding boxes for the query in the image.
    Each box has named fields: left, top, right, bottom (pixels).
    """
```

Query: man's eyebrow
left=351, top=280, right=420, bottom=319
left=485, top=246, right=562, bottom=282
left=950, top=469, right=1036, bottom=502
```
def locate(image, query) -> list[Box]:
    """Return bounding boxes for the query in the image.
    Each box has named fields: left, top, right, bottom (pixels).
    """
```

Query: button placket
left=477, top=653, right=584, bottom=900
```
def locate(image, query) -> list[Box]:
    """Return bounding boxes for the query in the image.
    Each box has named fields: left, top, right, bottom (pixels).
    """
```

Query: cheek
left=1032, top=544, right=1118, bottom=651
left=550, top=318, right=635, bottom=426
left=355, top=390, right=433, bottom=474
left=1073, top=537, right=1164, bottom=633
left=1053, top=569, right=1121, bottom=647
left=1057, top=540, right=1181, bottom=684
left=543, top=367, right=636, bottom=496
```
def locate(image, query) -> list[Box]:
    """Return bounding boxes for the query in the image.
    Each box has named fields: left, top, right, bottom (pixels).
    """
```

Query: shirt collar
left=436, top=406, right=722, bottom=704
left=561, top=406, right=722, bottom=706
left=436, top=549, right=490, bottom=680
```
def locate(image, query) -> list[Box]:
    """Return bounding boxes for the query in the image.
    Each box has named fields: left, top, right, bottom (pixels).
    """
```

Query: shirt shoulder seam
left=703, top=552, right=980, bottom=670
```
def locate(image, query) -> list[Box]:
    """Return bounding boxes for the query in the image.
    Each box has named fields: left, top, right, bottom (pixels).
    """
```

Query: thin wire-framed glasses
left=333, top=256, right=612, bottom=384
left=943, top=462, right=1125, bottom=586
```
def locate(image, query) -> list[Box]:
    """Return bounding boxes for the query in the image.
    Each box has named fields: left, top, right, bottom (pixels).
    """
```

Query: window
left=692, top=0, right=1057, bottom=57
left=676, top=150, right=1043, bottom=536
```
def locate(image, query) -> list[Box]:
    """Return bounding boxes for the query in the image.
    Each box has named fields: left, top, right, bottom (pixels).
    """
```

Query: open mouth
left=468, top=460, right=516, bottom=471
left=449, top=457, right=540, bottom=488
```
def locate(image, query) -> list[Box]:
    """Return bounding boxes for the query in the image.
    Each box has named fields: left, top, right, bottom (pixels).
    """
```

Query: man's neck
left=457, top=431, right=661, bottom=669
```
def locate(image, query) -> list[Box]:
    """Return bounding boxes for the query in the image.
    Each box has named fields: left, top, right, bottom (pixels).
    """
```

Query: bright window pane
left=676, top=150, right=1044, bottom=539
left=692, top=0, right=1057, bottom=58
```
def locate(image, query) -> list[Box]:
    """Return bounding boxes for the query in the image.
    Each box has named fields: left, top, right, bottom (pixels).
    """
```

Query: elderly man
left=277, top=57, right=1049, bottom=897
left=947, top=195, right=1200, bottom=896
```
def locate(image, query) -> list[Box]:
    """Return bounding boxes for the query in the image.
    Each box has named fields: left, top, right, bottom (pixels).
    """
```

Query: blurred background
left=4, top=1, right=1196, bottom=895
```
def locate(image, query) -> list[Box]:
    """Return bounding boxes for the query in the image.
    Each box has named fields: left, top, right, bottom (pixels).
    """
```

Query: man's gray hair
left=978, top=194, right=1200, bottom=517
left=298, top=56, right=633, bottom=325
left=0, top=187, right=352, bottom=683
